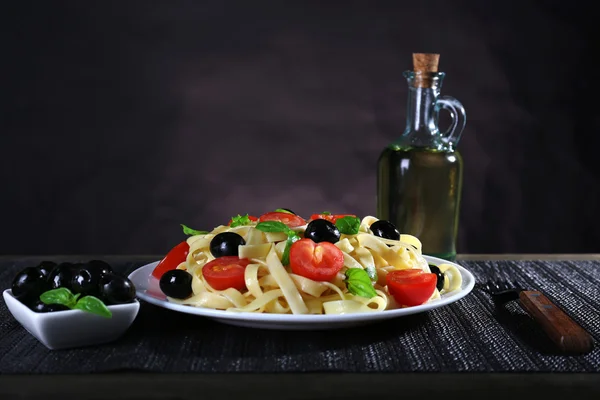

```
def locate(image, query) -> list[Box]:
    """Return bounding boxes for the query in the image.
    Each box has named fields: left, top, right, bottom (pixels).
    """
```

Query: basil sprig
left=344, top=268, right=377, bottom=299
left=181, top=224, right=208, bottom=236
left=255, top=221, right=300, bottom=266
left=335, top=216, right=361, bottom=235
left=274, top=208, right=293, bottom=214
left=229, top=214, right=255, bottom=228
left=40, top=288, right=112, bottom=318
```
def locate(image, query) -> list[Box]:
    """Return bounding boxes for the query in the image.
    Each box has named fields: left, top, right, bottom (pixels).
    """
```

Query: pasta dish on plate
left=151, top=210, right=462, bottom=315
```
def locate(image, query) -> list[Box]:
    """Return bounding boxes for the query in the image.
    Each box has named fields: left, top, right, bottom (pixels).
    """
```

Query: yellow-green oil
left=377, top=145, right=463, bottom=261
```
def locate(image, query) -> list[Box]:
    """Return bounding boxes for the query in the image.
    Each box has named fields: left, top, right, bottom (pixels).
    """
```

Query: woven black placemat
left=1, top=258, right=599, bottom=373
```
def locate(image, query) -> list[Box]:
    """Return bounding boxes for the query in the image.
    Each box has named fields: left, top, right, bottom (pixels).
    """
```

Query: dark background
left=1, top=0, right=597, bottom=255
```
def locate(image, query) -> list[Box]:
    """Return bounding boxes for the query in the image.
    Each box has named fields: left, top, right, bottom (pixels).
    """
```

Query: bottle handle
left=435, top=96, right=466, bottom=147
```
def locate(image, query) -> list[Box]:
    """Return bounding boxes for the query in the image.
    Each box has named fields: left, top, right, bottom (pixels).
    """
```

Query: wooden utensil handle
left=519, top=290, right=594, bottom=354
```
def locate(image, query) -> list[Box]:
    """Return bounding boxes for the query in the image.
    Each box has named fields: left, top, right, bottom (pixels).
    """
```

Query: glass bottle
left=376, top=53, right=466, bottom=261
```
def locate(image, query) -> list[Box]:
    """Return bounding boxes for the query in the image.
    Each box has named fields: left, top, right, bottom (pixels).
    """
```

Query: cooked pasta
left=162, top=214, right=463, bottom=315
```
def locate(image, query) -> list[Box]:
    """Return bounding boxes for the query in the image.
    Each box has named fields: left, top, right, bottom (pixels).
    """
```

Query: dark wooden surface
left=1, top=373, right=600, bottom=400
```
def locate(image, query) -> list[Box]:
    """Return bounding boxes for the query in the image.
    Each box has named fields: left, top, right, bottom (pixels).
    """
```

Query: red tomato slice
left=152, top=241, right=190, bottom=279
left=202, top=256, right=250, bottom=291
left=310, top=214, right=356, bottom=223
left=227, top=215, right=258, bottom=226
left=289, top=238, right=344, bottom=282
left=259, top=212, right=306, bottom=227
left=386, top=269, right=437, bottom=307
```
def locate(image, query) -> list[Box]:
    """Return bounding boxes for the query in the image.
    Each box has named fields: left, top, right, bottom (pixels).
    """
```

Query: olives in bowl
left=47, top=262, right=76, bottom=290
left=3, top=259, right=140, bottom=350
left=9, top=260, right=137, bottom=313
left=11, top=267, right=50, bottom=304
left=36, top=261, right=57, bottom=280
left=100, top=273, right=137, bottom=305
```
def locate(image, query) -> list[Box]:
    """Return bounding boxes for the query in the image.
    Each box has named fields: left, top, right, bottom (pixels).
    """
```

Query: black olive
left=304, top=219, right=341, bottom=244
left=11, top=267, right=50, bottom=304
left=159, top=269, right=193, bottom=299
left=100, top=273, right=136, bottom=305
left=210, top=232, right=246, bottom=258
left=30, top=299, right=70, bottom=313
left=71, top=262, right=86, bottom=273
left=86, top=259, right=113, bottom=277
left=280, top=208, right=296, bottom=214
left=47, top=263, right=75, bottom=290
left=429, top=264, right=445, bottom=292
left=36, top=261, right=57, bottom=280
left=71, top=268, right=102, bottom=297
left=370, top=220, right=400, bottom=241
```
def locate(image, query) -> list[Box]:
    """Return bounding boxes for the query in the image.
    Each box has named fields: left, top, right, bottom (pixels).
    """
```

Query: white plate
left=128, top=255, right=475, bottom=330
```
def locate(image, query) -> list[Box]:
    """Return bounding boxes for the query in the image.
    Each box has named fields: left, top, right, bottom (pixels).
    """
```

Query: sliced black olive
left=71, top=268, right=102, bottom=297
left=36, top=261, right=57, bottom=280
left=30, top=299, right=70, bottom=313
left=429, top=264, right=445, bottom=292
left=370, top=220, right=400, bottom=241
left=279, top=208, right=296, bottom=214
left=11, top=267, right=50, bottom=303
left=100, top=273, right=136, bottom=305
left=159, top=269, right=193, bottom=299
left=210, top=232, right=246, bottom=258
left=47, top=263, right=75, bottom=290
left=86, top=259, right=113, bottom=277
left=304, top=219, right=341, bottom=244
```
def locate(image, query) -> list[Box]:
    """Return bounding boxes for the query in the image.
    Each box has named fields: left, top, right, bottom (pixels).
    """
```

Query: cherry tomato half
left=202, top=256, right=250, bottom=291
left=310, top=214, right=356, bottom=223
left=386, top=269, right=437, bottom=307
left=289, top=238, right=344, bottom=282
left=227, top=215, right=258, bottom=226
left=259, top=212, right=306, bottom=228
left=151, top=241, right=190, bottom=279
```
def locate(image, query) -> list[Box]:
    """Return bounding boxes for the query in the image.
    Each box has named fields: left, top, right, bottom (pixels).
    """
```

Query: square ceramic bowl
left=3, top=289, right=140, bottom=350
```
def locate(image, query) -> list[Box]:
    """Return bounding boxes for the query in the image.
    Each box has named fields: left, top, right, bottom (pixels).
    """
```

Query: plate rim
left=128, top=255, right=475, bottom=323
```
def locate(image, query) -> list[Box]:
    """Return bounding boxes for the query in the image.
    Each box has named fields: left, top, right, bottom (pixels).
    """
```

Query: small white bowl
left=3, top=289, right=140, bottom=350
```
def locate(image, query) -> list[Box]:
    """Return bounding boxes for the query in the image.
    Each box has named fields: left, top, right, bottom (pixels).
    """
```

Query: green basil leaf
left=229, top=214, right=255, bottom=228
left=274, top=208, right=293, bottom=214
left=344, top=268, right=377, bottom=298
left=181, top=224, right=208, bottom=236
left=255, top=221, right=289, bottom=233
left=40, top=288, right=77, bottom=308
left=74, top=296, right=112, bottom=318
left=346, top=281, right=377, bottom=299
left=281, top=235, right=300, bottom=266
left=345, top=268, right=372, bottom=285
left=335, top=216, right=361, bottom=235
left=321, top=211, right=331, bottom=215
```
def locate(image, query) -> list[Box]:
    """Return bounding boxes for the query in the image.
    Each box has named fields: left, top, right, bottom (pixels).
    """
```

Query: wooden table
left=1, top=254, right=599, bottom=400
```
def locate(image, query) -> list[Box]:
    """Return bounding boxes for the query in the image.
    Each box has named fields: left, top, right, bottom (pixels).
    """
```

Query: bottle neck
left=399, top=71, right=447, bottom=151
left=405, top=86, right=438, bottom=135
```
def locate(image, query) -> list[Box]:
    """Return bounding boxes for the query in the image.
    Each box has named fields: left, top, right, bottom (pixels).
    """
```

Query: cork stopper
left=413, top=53, right=439, bottom=73
left=412, top=53, right=440, bottom=88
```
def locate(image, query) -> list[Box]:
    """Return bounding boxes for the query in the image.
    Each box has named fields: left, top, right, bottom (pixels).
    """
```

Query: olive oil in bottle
left=376, top=54, right=466, bottom=261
